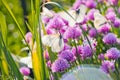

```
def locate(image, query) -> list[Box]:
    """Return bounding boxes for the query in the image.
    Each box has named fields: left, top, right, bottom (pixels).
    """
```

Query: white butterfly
left=94, top=12, right=107, bottom=29
left=41, top=7, right=54, bottom=18
left=42, top=34, right=64, bottom=52
left=11, top=53, right=32, bottom=68
left=59, top=4, right=87, bottom=26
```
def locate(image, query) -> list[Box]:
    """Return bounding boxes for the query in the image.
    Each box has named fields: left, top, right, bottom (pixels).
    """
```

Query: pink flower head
left=110, top=0, right=118, bottom=5
left=44, top=50, right=50, bottom=61
left=81, top=24, right=88, bottom=31
left=71, top=46, right=82, bottom=56
left=87, top=9, right=98, bottom=20
left=98, top=23, right=111, bottom=34
left=98, top=54, right=105, bottom=60
left=51, top=58, right=70, bottom=72
left=100, top=61, right=115, bottom=73
left=59, top=50, right=74, bottom=62
left=64, top=25, right=82, bottom=39
left=62, top=44, right=71, bottom=51
left=89, top=28, right=97, bottom=38
left=42, top=16, right=51, bottom=24
left=72, top=0, right=82, bottom=10
left=20, top=67, right=30, bottom=76
left=81, top=45, right=93, bottom=59
left=118, top=7, right=120, bottom=14
left=25, top=32, right=32, bottom=43
left=106, top=12, right=116, bottom=22
left=85, top=0, right=97, bottom=9
left=103, top=33, right=117, bottom=45
left=46, top=28, right=56, bottom=34
left=98, top=0, right=104, bottom=2
left=105, top=47, right=120, bottom=60
left=47, top=15, right=67, bottom=30
left=80, top=16, right=88, bottom=24
left=82, top=37, right=97, bottom=51
left=46, top=61, right=52, bottom=69
left=113, top=18, right=120, bottom=28
left=106, top=7, right=115, bottom=14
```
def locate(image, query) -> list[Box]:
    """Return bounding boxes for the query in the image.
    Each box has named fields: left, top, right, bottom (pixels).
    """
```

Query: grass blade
left=0, top=32, right=23, bottom=80
left=0, top=12, right=7, bottom=45
left=0, top=11, right=9, bottom=76
left=1, top=0, right=32, bottom=52
left=32, top=42, right=42, bottom=80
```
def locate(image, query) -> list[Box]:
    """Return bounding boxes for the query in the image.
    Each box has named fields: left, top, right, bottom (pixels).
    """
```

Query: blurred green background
left=0, top=0, right=75, bottom=56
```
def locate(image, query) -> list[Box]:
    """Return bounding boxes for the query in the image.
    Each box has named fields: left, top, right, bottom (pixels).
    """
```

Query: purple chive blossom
left=61, top=18, right=68, bottom=26
left=50, top=74, right=54, bottom=80
left=59, top=25, right=68, bottom=35
left=71, top=46, right=82, bottom=56
left=62, top=44, right=71, bottom=51
left=80, top=16, right=88, bottom=24
left=87, top=9, right=98, bottom=20
left=98, top=0, right=103, bottom=3
left=82, top=38, right=97, bottom=51
left=98, top=23, right=111, bottom=34
left=103, top=33, right=117, bottom=45
left=59, top=50, right=74, bottom=62
left=51, top=58, right=70, bottom=72
left=47, top=61, right=52, bottom=69
left=25, top=32, right=32, bottom=43
left=42, top=16, right=51, bottom=24
left=106, top=12, right=116, bottom=22
left=44, top=51, right=49, bottom=61
left=64, top=26, right=82, bottom=39
left=100, top=61, right=115, bottom=74
left=106, top=7, right=114, bottom=14
left=85, top=0, right=97, bottom=9
left=89, top=28, right=97, bottom=38
left=110, top=0, right=118, bottom=5
left=113, top=18, right=120, bottom=28
left=81, top=24, right=88, bottom=31
left=63, top=39, right=68, bottom=43
left=47, top=15, right=66, bottom=30
left=118, top=7, right=120, bottom=14
left=81, top=45, right=93, bottom=59
left=72, top=0, right=82, bottom=10
left=46, top=28, right=56, bottom=34
left=98, top=54, right=105, bottom=60
left=105, top=47, right=120, bottom=60
left=117, top=38, right=120, bottom=44
left=20, top=67, right=30, bottom=76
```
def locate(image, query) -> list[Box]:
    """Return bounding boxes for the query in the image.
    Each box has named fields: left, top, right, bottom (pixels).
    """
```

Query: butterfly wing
left=94, top=12, right=107, bottom=29
left=51, top=37, right=64, bottom=52
left=42, top=34, right=58, bottom=47
left=58, top=10, right=76, bottom=26
left=76, top=4, right=87, bottom=23
left=58, top=4, right=87, bottom=26
left=20, top=56, right=32, bottom=68
left=42, top=34, right=64, bottom=52
left=41, top=7, right=54, bottom=17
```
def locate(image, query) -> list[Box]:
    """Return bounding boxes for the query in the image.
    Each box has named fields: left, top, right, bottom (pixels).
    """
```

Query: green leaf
left=0, top=32, right=23, bottom=80
left=30, top=0, right=47, bottom=80
left=0, top=12, right=9, bottom=76
left=32, top=43, right=42, bottom=80
left=1, top=0, right=32, bottom=52
left=0, top=12, right=7, bottom=45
